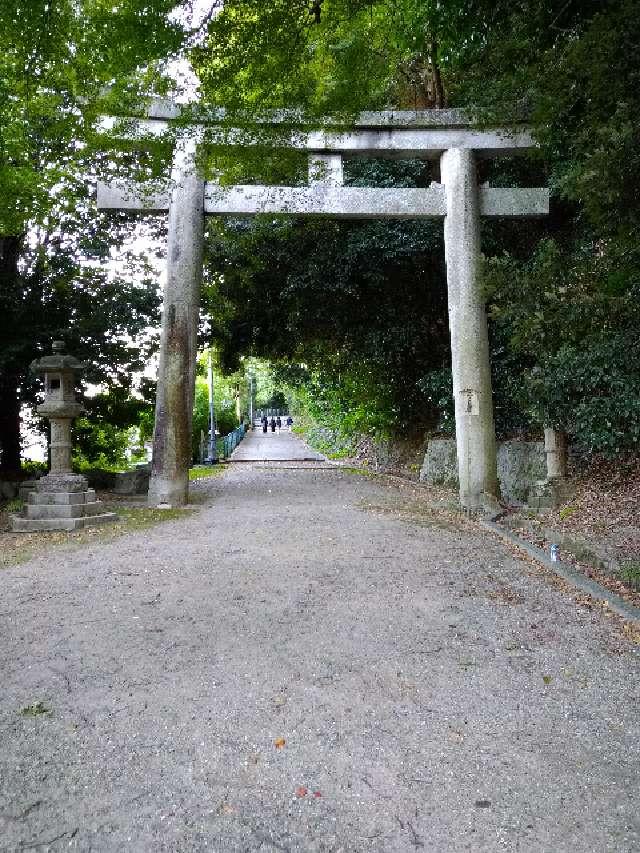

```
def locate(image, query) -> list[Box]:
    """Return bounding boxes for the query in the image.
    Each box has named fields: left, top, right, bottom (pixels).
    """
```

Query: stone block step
left=10, top=512, right=118, bottom=532
left=25, top=500, right=111, bottom=520
left=28, top=491, right=87, bottom=506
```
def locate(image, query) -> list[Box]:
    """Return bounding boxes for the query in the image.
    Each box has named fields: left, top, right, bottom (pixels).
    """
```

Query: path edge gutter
left=481, top=518, right=640, bottom=624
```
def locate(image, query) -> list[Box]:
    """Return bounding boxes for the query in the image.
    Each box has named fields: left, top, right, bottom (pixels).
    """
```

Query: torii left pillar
left=148, top=137, right=205, bottom=506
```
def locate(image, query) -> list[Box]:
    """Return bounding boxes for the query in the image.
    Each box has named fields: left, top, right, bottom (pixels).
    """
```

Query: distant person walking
left=270, top=417, right=276, bottom=433
left=261, top=415, right=268, bottom=433
left=286, top=416, right=293, bottom=430
left=276, top=416, right=282, bottom=433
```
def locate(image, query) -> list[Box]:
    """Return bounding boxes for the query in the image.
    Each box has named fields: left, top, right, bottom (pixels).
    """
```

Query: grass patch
left=20, top=702, right=51, bottom=717
left=189, top=465, right=226, bottom=481
left=558, top=505, right=577, bottom=521
left=1, top=505, right=195, bottom=570
left=326, top=449, right=352, bottom=460
left=4, top=497, right=24, bottom=512
left=341, top=465, right=378, bottom=479
left=113, top=506, right=191, bottom=529
left=620, top=560, right=640, bottom=592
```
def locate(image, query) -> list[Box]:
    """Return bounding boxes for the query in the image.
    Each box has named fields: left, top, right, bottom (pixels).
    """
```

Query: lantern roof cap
left=30, top=341, right=86, bottom=374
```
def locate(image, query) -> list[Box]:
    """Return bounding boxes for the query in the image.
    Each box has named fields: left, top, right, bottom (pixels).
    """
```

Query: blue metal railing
left=219, top=423, right=246, bottom=460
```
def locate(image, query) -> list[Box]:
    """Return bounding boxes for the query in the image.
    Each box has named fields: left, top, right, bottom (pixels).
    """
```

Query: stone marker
left=10, top=342, right=118, bottom=532
left=527, top=427, right=575, bottom=509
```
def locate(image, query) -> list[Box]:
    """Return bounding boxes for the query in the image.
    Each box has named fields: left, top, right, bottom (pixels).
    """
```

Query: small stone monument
left=527, top=427, right=575, bottom=509
left=10, top=341, right=118, bottom=531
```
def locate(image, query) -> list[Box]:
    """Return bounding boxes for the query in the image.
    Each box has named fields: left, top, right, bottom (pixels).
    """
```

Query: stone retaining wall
left=420, top=438, right=547, bottom=504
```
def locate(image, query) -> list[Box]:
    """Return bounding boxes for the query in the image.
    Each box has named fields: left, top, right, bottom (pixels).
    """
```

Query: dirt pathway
left=0, top=464, right=638, bottom=852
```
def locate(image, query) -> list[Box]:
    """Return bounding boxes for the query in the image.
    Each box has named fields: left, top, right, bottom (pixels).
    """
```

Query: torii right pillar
left=441, top=148, right=498, bottom=510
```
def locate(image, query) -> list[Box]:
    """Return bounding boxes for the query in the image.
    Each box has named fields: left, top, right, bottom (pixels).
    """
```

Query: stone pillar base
left=527, top=478, right=575, bottom=510
left=10, top=474, right=119, bottom=532
left=147, top=473, right=189, bottom=508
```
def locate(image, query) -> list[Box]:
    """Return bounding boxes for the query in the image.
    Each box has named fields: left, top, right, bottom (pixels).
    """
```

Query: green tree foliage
left=72, top=385, right=154, bottom=469
left=0, top=0, right=190, bottom=473
left=194, top=0, right=488, bottom=119
left=484, top=240, right=640, bottom=454
left=0, top=0, right=184, bottom=232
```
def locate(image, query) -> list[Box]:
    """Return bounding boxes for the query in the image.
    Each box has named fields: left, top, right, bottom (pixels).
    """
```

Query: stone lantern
left=10, top=341, right=118, bottom=531
left=34, top=340, right=85, bottom=476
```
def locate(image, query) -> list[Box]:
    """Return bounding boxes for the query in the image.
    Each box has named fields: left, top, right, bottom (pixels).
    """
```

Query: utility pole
left=207, top=351, right=218, bottom=464
left=248, top=372, right=254, bottom=426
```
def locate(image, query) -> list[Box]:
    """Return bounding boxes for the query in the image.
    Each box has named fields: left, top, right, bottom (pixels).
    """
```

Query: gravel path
left=0, top=463, right=638, bottom=852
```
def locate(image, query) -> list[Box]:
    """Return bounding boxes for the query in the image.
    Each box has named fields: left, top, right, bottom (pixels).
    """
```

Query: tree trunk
left=0, top=374, right=22, bottom=476
left=429, top=40, right=446, bottom=108
left=0, top=235, right=24, bottom=476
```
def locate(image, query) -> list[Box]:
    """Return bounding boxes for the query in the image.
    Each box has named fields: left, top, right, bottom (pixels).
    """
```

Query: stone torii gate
left=97, top=103, right=548, bottom=510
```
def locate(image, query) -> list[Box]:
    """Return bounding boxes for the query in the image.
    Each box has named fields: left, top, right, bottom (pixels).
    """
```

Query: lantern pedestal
left=9, top=341, right=118, bottom=532
left=11, top=478, right=119, bottom=531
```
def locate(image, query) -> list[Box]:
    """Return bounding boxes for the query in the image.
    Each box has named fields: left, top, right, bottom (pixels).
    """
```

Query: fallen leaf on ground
left=274, top=737, right=286, bottom=748
left=295, top=786, right=308, bottom=798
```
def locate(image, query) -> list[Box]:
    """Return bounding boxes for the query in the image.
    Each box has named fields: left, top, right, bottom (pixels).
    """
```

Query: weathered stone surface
left=205, top=184, right=446, bottom=218
left=27, top=490, right=94, bottom=505
left=113, top=464, right=151, bottom=495
left=96, top=181, right=170, bottom=213
left=101, top=180, right=548, bottom=220
left=544, top=427, right=569, bottom=480
left=420, top=438, right=550, bottom=505
left=25, top=501, right=107, bottom=520
left=528, top=477, right=576, bottom=509
left=98, top=107, right=547, bottom=513
left=497, top=441, right=547, bottom=504
left=36, top=473, right=88, bottom=493
left=419, top=439, right=459, bottom=488
left=308, top=154, right=344, bottom=186
left=105, top=100, right=498, bottom=127
left=11, top=472, right=117, bottom=532
left=18, top=481, right=38, bottom=502
left=31, top=342, right=85, bottom=473
left=102, top=109, right=538, bottom=158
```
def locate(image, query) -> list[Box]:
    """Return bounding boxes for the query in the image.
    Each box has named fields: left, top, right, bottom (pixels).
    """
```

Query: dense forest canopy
left=1, top=0, right=639, bottom=471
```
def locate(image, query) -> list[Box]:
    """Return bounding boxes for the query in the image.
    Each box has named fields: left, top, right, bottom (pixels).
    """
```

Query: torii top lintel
left=101, top=99, right=538, bottom=160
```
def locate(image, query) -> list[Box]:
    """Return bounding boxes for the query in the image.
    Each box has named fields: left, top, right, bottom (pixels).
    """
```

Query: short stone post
left=440, top=147, right=498, bottom=509
left=148, top=136, right=205, bottom=507
left=544, top=427, right=568, bottom=480
left=527, top=428, right=573, bottom=509
left=10, top=341, right=118, bottom=531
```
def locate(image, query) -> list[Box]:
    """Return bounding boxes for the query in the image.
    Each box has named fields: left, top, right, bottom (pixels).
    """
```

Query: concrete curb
left=481, top=518, right=640, bottom=624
